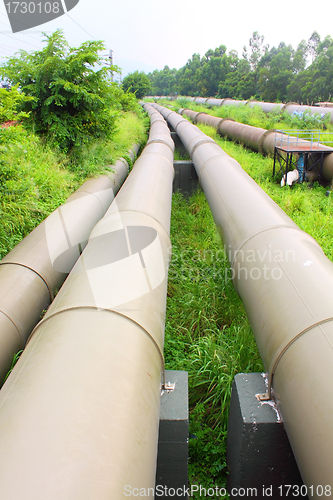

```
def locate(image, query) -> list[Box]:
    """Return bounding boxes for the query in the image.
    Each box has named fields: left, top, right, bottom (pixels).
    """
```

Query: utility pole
left=109, top=49, right=113, bottom=82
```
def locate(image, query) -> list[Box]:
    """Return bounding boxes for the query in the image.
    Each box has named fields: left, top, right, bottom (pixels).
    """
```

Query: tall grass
left=165, top=105, right=333, bottom=494
left=0, top=112, right=147, bottom=259
left=165, top=191, right=263, bottom=494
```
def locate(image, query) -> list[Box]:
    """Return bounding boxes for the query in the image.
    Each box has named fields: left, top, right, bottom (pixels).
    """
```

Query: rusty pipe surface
left=0, top=154, right=135, bottom=384
left=0, top=105, right=174, bottom=499
left=153, top=103, right=333, bottom=495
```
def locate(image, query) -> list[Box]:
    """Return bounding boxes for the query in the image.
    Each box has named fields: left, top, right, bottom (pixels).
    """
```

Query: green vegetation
left=0, top=85, right=33, bottom=123
left=2, top=28, right=333, bottom=493
left=0, top=125, right=74, bottom=258
left=147, top=31, right=333, bottom=104
left=0, top=111, right=146, bottom=260
left=212, top=135, right=333, bottom=261
left=122, top=70, right=152, bottom=99
left=0, top=30, right=136, bottom=151
left=0, top=31, right=148, bottom=258
left=165, top=190, right=263, bottom=494
left=164, top=105, right=332, bottom=493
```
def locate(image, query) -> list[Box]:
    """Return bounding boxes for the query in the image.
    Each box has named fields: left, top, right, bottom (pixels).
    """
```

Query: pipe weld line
left=146, top=138, right=174, bottom=153
left=27, top=305, right=165, bottom=372
left=0, top=262, right=53, bottom=301
left=174, top=119, right=192, bottom=134
left=196, top=154, right=231, bottom=184
left=189, top=138, right=216, bottom=158
left=0, top=310, right=22, bottom=342
left=268, top=316, right=333, bottom=394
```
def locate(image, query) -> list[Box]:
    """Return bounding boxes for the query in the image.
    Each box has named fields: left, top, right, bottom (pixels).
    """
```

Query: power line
left=0, top=16, right=42, bottom=43
left=65, top=13, right=100, bottom=43
left=0, top=30, right=40, bottom=49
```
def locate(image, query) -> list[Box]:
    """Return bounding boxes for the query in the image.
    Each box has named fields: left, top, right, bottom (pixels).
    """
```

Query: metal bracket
left=256, top=392, right=272, bottom=401
left=161, top=381, right=176, bottom=393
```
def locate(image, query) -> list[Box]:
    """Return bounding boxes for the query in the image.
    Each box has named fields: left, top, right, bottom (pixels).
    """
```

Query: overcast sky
left=1, top=0, right=333, bottom=79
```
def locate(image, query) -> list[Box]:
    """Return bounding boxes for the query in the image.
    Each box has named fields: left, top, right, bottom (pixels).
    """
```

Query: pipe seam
left=0, top=262, right=52, bottom=301
left=268, top=316, right=333, bottom=394
left=189, top=138, right=215, bottom=158
left=196, top=154, right=232, bottom=184
left=0, top=310, right=22, bottom=342
left=26, top=301, right=165, bottom=378
left=146, top=138, right=174, bottom=152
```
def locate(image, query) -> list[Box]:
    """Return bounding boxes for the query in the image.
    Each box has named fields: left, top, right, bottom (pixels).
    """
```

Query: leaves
left=0, top=30, right=120, bottom=150
left=122, top=71, right=151, bottom=99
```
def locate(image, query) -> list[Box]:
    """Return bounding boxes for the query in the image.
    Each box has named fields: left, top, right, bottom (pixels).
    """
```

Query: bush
left=122, top=71, right=151, bottom=99
left=1, top=30, right=121, bottom=150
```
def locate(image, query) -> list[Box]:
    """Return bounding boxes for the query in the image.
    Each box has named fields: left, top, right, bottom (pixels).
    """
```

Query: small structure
left=273, top=129, right=333, bottom=185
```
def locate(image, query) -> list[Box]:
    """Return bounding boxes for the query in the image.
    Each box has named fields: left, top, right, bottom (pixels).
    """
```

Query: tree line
left=143, top=31, right=333, bottom=104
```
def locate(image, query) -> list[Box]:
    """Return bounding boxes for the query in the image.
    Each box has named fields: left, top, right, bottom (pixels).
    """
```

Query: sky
left=1, top=0, right=333, bottom=80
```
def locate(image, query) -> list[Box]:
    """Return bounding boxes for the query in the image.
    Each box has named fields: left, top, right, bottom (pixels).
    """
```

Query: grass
left=0, top=111, right=147, bottom=259
left=165, top=190, right=264, bottom=494
left=163, top=103, right=333, bottom=494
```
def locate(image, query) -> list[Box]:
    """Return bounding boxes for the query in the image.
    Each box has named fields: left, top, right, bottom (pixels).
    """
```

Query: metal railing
left=275, top=129, right=333, bottom=151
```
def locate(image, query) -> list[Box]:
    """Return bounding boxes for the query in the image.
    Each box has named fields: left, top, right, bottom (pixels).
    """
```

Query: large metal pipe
left=247, top=101, right=285, bottom=113
left=0, top=153, right=137, bottom=384
left=205, top=97, right=224, bottom=106
left=181, top=108, right=333, bottom=182
left=284, top=102, right=333, bottom=122
left=153, top=103, right=333, bottom=495
left=0, top=105, right=174, bottom=498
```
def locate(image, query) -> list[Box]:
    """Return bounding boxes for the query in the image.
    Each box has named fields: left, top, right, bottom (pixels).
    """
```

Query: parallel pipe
left=0, top=105, right=174, bottom=498
left=153, top=102, right=333, bottom=495
left=179, top=95, right=333, bottom=123
left=180, top=108, right=333, bottom=182
left=0, top=152, right=137, bottom=383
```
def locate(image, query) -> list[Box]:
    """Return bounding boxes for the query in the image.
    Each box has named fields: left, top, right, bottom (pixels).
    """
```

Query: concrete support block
left=173, top=161, right=199, bottom=197
left=227, top=373, right=306, bottom=499
left=156, top=370, right=188, bottom=499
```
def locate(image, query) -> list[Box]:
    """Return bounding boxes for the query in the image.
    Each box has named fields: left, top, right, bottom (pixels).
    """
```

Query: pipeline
left=0, top=105, right=173, bottom=499
left=151, top=95, right=333, bottom=125
left=0, top=149, right=139, bottom=384
left=180, top=108, right=333, bottom=182
left=152, top=102, right=333, bottom=495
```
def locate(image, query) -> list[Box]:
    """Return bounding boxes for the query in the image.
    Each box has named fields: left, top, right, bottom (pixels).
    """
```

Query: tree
left=122, top=71, right=151, bottom=99
left=0, top=30, right=120, bottom=150
left=148, top=66, right=178, bottom=96
left=307, top=31, right=321, bottom=63
left=243, top=32, right=269, bottom=71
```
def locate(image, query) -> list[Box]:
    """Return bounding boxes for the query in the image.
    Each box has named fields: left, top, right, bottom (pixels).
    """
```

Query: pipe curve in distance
left=0, top=105, right=174, bottom=499
left=152, top=102, right=333, bottom=495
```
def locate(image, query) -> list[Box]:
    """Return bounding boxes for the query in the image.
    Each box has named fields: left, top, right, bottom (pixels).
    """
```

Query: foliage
left=0, top=124, right=74, bottom=258
left=166, top=190, right=264, bottom=489
left=146, top=30, right=333, bottom=104
left=0, top=85, right=33, bottom=123
left=164, top=109, right=333, bottom=490
left=148, top=65, right=178, bottom=96
left=0, top=111, right=147, bottom=259
left=0, top=30, right=121, bottom=150
left=122, top=70, right=151, bottom=99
